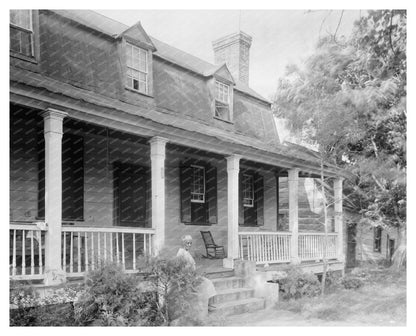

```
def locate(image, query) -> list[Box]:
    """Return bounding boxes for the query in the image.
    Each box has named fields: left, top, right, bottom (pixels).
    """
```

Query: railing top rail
left=298, top=232, right=338, bottom=236
left=62, top=226, right=156, bottom=234
left=10, top=223, right=46, bottom=231
left=239, top=231, right=292, bottom=236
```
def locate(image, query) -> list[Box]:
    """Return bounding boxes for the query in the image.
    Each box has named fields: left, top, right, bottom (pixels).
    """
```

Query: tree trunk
left=320, top=155, right=328, bottom=296
left=391, top=224, right=406, bottom=271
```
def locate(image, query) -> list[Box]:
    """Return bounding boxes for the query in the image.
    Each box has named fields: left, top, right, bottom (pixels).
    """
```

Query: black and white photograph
left=7, top=3, right=408, bottom=328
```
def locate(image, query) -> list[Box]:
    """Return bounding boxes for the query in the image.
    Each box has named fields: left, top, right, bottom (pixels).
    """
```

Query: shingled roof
left=51, top=10, right=270, bottom=104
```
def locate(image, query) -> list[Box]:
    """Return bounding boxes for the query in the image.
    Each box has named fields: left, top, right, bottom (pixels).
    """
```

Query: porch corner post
left=334, top=177, right=345, bottom=262
left=42, top=108, right=67, bottom=286
left=150, top=136, right=168, bottom=256
left=288, top=168, right=300, bottom=264
left=224, top=154, right=241, bottom=269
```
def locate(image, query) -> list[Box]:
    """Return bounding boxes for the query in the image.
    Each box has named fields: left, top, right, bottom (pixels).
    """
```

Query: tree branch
left=371, top=174, right=386, bottom=191
left=389, top=10, right=396, bottom=54
left=333, top=10, right=344, bottom=42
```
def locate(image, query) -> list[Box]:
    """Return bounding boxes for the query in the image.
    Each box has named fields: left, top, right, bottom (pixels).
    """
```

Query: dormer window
left=126, top=43, right=148, bottom=94
left=10, top=10, right=33, bottom=57
left=215, top=80, right=230, bottom=121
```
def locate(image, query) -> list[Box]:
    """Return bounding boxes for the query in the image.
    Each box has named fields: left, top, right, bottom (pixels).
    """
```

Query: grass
left=274, top=266, right=406, bottom=325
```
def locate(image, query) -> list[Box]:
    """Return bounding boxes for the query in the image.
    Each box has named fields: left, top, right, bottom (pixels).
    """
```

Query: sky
left=96, top=9, right=363, bottom=99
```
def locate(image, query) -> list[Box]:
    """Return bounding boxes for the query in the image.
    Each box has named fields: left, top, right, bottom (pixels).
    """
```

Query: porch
left=9, top=105, right=345, bottom=285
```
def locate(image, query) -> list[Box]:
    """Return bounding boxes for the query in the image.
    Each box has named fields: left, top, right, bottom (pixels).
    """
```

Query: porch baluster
left=30, top=233, right=34, bottom=275
left=91, top=232, right=95, bottom=270
left=22, top=232, right=25, bottom=275
left=103, top=232, right=108, bottom=261
left=122, top=233, right=125, bottom=269
left=12, top=230, right=16, bottom=276
left=85, top=232, right=88, bottom=272
left=77, top=232, right=81, bottom=273
left=110, top=232, right=113, bottom=262
left=63, top=231, right=66, bottom=272
left=38, top=231, right=43, bottom=274
left=69, top=232, right=73, bottom=274
left=116, top=233, right=120, bottom=265
left=133, top=233, right=136, bottom=270
left=97, top=232, right=101, bottom=267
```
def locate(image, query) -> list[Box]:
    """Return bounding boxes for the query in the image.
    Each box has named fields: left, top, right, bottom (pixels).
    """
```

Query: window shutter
left=254, top=173, right=264, bottom=226
left=205, top=164, right=217, bottom=224
left=238, top=172, right=244, bottom=225
left=180, top=164, right=192, bottom=223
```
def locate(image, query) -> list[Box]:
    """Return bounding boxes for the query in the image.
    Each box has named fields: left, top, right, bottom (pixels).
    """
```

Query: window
left=191, top=165, right=205, bottom=203
left=10, top=10, right=33, bottom=57
left=126, top=43, right=148, bottom=94
left=180, top=162, right=217, bottom=225
left=374, top=227, right=382, bottom=252
left=113, top=162, right=150, bottom=227
left=215, top=80, right=230, bottom=121
left=239, top=171, right=264, bottom=226
left=242, top=174, right=254, bottom=207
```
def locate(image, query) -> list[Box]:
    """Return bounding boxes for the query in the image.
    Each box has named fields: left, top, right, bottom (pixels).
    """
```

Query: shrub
left=341, top=276, right=364, bottom=290
left=74, top=262, right=160, bottom=326
left=10, top=282, right=79, bottom=326
left=324, top=270, right=343, bottom=293
left=143, top=255, right=203, bottom=325
left=279, top=268, right=321, bottom=300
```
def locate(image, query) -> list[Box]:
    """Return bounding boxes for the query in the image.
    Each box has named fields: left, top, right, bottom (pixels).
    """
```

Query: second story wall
left=39, top=11, right=123, bottom=99
left=11, top=10, right=279, bottom=148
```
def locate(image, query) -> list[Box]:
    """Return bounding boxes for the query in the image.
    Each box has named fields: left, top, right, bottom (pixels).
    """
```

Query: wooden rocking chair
left=200, top=231, right=225, bottom=259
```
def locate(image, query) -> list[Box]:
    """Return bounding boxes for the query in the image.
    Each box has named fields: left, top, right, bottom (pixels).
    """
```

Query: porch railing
left=298, top=233, right=338, bottom=261
left=10, top=222, right=47, bottom=280
left=238, top=231, right=339, bottom=265
left=62, top=226, right=155, bottom=277
left=239, top=232, right=292, bottom=264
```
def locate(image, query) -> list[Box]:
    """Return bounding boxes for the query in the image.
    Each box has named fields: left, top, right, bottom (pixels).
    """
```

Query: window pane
left=10, top=27, right=21, bottom=53
left=132, top=49, right=140, bottom=69
left=20, top=30, right=32, bottom=56
left=215, top=101, right=230, bottom=120
left=10, top=10, right=31, bottom=30
left=215, top=81, right=229, bottom=103
left=133, top=78, right=139, bottom=90
left=126, top=44, right=132, bottom=67
left=10, top=27, right=32, bottom=56
left=139, top=80, right=146, bottom=93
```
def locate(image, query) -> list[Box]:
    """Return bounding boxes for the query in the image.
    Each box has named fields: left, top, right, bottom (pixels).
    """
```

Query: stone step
left=205, top=269, right=235, bottom=280
left=211, top=297, right=265, bottom=316
left=211, top=276, right=246, bottom=291
left=211, top=287, right=254, bottom=305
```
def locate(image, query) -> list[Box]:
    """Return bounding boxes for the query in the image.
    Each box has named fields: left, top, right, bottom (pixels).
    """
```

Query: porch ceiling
left=10, top=73, right=349, bottom=179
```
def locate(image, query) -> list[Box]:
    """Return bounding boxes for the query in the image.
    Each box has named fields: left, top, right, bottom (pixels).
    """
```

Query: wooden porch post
left=288, top=168, right=300, bottom=264
left=334, top=178, right=345, bottom=262
left=42, top=108, right=67, bottom=285
left=224, top=154, right=241, bottom=268
left=150, top=136, right=168, bottom=255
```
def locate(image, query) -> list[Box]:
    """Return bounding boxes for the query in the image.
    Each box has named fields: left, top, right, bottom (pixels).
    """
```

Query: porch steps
left=209, top=276, right=265, bottom=316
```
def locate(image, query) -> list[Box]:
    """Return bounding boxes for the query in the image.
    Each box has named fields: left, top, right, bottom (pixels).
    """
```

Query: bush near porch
left=10, top=257, right=204, bottom=326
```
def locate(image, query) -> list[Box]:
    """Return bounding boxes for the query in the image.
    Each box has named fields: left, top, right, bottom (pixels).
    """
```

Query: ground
left=208, top=266, right=406, bottom=326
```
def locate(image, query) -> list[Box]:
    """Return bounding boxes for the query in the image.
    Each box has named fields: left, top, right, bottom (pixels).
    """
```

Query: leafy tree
left=273, top=10, right=406, bottom=270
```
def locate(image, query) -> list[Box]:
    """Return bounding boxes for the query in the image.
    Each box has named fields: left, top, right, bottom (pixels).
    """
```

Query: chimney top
left=212, top=31, right=253, bottom=85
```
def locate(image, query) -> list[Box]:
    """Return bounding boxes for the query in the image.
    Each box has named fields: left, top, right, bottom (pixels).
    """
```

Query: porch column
left=224, top=154, right=241, bottom=269
left=334, top=178, right=345, bottom=261
left=42, top=108, right=67, bottom=285
left=150, top=136, right=168, bottom=255
left=288, top=168, right=300, bottom=264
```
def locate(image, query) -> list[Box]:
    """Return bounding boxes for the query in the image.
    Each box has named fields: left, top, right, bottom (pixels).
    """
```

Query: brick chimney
left=212, top=31, right=253, bottom=85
